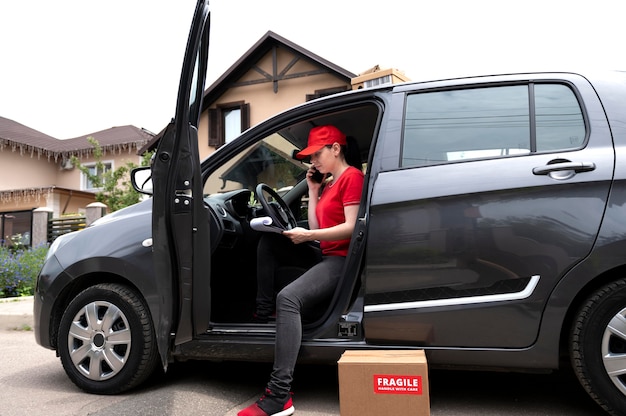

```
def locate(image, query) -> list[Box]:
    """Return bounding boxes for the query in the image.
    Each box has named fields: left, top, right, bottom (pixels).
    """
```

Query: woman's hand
left=282, top=227, right=313, bottom=244
left=306, top=167, right=325, bottom=193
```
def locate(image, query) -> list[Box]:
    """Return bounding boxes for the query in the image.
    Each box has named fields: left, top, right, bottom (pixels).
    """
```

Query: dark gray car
left=31, top=2, right=626, bottom=414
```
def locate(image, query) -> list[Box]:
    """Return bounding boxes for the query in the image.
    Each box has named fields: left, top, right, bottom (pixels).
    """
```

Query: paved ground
left=1, top=296, right=607, bottom=415
left=0, top=296, right=34, bottom=331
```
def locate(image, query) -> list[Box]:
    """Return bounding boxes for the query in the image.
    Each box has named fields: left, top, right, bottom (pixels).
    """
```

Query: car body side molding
left=364, top=275, right=540, bottom=312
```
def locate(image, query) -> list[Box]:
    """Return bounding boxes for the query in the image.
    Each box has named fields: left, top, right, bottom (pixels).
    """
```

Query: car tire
left=571, top=278, right=626, bottom=416
left=58, top=283, right=159, bottom=394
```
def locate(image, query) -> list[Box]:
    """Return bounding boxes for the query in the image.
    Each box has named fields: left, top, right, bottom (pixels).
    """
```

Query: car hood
left=52, top=198, right=153, bottom=268
left=90, top=198, right=153, bottom=227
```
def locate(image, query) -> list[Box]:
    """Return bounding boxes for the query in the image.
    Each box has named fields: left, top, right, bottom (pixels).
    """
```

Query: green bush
left=0, top=244, right=49, bottom=298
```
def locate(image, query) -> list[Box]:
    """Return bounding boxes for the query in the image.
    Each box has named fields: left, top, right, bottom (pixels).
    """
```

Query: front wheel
left=571, top=278, right=626, bottom=416
left=58, top=283, right=159, bottom=394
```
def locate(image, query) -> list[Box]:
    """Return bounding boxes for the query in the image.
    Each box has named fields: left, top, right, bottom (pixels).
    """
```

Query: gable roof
left=0, top=116, right=154, bottom=162
left=202, top=30, right=357, bottom=109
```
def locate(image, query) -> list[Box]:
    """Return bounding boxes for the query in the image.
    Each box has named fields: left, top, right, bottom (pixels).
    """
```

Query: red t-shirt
left=315, top=166, right=364, bottom=256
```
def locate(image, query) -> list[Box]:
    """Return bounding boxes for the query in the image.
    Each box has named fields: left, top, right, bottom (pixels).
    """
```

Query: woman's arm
left=283, top=204, right=359, bottom=244
left=307, top=186, right=320, bottom=230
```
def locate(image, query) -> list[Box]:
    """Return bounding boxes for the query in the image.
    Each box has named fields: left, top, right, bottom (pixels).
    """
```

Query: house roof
left=0, top=116, right=57, bottom=150
left=0, top=116, right=154, bottom=162
left=59, top=126, right=154, bottom=158
left=0, top=185, right=98, bottom=206
left=202, top=31, right=357, bottom=107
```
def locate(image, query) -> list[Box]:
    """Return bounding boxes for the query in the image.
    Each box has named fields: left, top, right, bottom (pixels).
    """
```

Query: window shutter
left=240, top=103, right=250, bottom=131
left=208, top=108, right=223, bottom=148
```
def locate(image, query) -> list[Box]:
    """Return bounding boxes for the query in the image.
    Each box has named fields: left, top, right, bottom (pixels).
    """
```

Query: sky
left=1, top=0, right=625, bottom=139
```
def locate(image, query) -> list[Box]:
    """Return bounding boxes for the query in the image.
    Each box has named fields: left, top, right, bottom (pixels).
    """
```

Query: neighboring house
left=351, top=64, right=411, bottom=89
left=0, top=117, right=153, bottom=246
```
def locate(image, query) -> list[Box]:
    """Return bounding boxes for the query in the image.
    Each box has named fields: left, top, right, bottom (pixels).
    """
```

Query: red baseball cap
left=295, top=125, right=346, bottom=160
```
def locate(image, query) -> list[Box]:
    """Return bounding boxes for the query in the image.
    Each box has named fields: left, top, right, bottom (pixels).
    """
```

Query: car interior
left=202, top=102, right=380, bottom=327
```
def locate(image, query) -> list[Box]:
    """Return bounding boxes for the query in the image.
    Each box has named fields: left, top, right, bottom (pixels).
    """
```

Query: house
left=0, top=117, right=153, bottom=246
left=351, top=64, right=411, bottom=89
left=1, top=30, right=409, bottom=247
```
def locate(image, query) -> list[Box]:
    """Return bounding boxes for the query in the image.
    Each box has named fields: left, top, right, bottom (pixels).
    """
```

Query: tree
left=70, top=137, right=153, bottom=212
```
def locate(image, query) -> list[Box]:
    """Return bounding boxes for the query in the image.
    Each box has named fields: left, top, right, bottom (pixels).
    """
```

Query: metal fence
left=47, top=216, right=87, bottom=243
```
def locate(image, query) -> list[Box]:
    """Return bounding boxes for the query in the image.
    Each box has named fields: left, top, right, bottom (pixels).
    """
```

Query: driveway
left=0, top=297, right=605, bottom=415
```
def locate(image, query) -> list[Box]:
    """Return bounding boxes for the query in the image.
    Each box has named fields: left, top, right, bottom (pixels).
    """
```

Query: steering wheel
left=255, top=183, right=298, bottom=231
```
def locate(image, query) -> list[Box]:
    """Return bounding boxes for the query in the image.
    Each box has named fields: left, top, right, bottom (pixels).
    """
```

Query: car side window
left=401, top=83, right=585, bottom=167
left=534, top=84, right=585, bottom=151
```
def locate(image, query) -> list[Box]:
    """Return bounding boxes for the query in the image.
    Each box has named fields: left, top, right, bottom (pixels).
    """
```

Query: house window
left=82, top=161, right=113, bottom=191
left=364, top=75, right=392, bottom=88
left=0, top=210, right=32, bottom=247
left=209, top=101, right=250, bottom=148
left=224, top=107, right=241, bottom=144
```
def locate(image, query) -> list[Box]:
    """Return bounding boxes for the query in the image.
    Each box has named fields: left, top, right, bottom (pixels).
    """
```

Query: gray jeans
left=267, top=255, right=345, bottom=396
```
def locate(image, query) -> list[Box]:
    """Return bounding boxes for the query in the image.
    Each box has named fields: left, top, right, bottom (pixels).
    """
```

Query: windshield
left=203, top=131, right=308, bottom=197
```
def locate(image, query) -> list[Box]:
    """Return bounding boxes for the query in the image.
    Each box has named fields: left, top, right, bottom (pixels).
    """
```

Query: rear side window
left=534, top=84, right=585, bottom=151
left=401, top=83, right=585, bottom=167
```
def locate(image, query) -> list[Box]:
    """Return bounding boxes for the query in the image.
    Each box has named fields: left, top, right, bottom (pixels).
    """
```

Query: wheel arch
left=49, top=265, right=156, bottom=352
left=547, top=263, right=626, bottom=367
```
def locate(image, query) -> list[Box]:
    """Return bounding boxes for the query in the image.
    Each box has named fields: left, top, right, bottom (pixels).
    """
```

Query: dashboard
left=204, top=189, right=255, bottom=251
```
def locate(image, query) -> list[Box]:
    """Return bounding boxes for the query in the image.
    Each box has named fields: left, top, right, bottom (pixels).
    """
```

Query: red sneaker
left=237, top=389, right=294, bottom=416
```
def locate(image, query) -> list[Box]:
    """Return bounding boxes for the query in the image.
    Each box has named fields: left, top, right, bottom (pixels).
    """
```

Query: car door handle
left=532, top=161, right=596, bottom=176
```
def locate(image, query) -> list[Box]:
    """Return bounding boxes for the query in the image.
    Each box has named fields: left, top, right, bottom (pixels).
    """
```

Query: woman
left=239, top=125, right=364, bottom=416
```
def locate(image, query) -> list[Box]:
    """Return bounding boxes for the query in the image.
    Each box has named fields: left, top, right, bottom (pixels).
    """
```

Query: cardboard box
left=338, top=350, right=430, bottom=416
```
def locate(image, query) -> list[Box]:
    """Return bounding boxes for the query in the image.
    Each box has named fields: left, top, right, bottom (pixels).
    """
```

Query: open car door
left=150, top=0, right=211, bottom=369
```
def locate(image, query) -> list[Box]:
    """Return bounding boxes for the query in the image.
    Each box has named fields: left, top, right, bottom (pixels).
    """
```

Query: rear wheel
left=571, top=278, right=626, bottom=416
left=58, top=283, right=159, bottom=394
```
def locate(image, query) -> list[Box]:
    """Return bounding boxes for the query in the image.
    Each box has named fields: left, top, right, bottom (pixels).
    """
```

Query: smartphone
left=311, top=167, right=324, bottom=183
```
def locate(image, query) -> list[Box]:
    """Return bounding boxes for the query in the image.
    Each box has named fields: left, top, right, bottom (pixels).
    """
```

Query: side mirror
left=131, top=166, right=153, bottom=195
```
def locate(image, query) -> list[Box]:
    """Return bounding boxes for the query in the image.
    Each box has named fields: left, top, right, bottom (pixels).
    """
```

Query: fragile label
left=373, top=374, right=423, bottom=394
